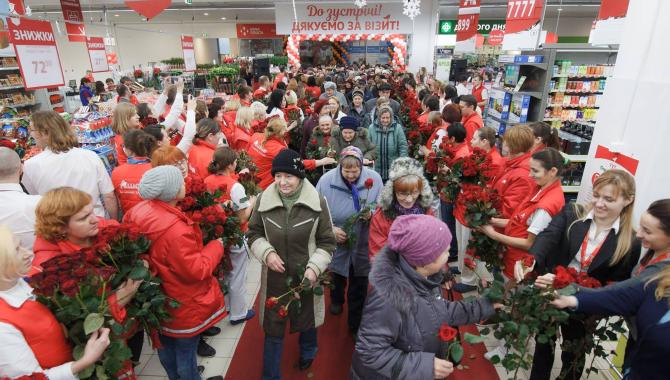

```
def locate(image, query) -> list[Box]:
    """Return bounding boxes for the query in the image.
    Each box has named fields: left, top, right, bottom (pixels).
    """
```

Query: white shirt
left=267, top=107, right=284, bottom=119
left=526, top=209, right=553, bottom=235
left=0, top=183, right=40, bottom=250
left=0, top=280, right=76, bottom=380
left=456, top=83, right=469, bottom=96
left=22, top=147, right=115, bottom=217
left=568, top=210, right=620, bottom=272
left=229, top=182, right=250, bottom=211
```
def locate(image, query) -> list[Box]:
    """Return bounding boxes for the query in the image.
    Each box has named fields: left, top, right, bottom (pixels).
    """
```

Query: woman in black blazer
left=528, top=170, right=641, bottom=380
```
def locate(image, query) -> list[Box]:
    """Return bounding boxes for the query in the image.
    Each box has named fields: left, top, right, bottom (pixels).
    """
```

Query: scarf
left=278, top=180, right=304, bottom=214
left=342, top=174, right=361, bottom=212
left=393, top=200, right=425, bottom=217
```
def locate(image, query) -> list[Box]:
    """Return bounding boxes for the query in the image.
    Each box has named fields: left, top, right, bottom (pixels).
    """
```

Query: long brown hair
left=649, top=266, right=670, bottom=305
left=570, top=169, right=636, bottom=265
left=264, top=117, right=286, bottom=146
left=112, top=102, right=138, bottom=135
left=31, top=111, right=78, bottom=153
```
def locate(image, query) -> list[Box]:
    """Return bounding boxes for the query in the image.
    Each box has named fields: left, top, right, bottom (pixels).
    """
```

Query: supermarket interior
left=1, top=1, right=669, bottom=380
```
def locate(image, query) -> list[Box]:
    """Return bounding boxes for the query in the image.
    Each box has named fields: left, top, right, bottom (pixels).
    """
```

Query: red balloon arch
left=286, top=33, right=407, bottom=71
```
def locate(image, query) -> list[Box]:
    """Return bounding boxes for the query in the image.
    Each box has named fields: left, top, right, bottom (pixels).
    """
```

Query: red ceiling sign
left=8, top=18, right=65, bottom=90
left=8, top=0, right=26, bottom=15
left=124, top=0, right=171, bottom=20
left=59, top=0, right=83, bottom=22
left=598, top=0, right=630, bottom=20
left=488, top=29, right=504, bottom=46
left=65, top=21, right=86, bottom=42
left=236, top=24, right=279, bottom=39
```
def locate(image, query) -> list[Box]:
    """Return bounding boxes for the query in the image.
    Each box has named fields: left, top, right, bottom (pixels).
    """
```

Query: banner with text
left=275, top=2, right=414, bottom=35
left=577, top=145, right=639, bottom=203
left=236, top=24, right=280, bottom=39
left=86, top=37, right=109, bottom=72
left=502, top=0, right=545, bottom=51
left=455, top=0, right=480, bottom=53
left=589, top=0, right=630, bottom=45
left=64, top=21, right=85, bottom=42
left=60, top=0, right=86, bottom=42
left=8, top=18, right=65, bottom=90
left=181, top=35, right=195, bottom=72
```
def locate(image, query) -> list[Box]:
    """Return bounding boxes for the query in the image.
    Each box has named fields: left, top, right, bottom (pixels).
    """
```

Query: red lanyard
left=579, top=231, right=607, bottom=273
left=635, top=251, right=670, bottom=276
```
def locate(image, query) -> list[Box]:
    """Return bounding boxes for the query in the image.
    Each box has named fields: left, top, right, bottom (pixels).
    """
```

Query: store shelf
left=560, top=152, right=588, bottom=163
left=551, top=74, right=609, bottom=79
left=493, top=87, right=544, bottom=100
left=0, top=66, right=19, bottom=71
left=546, top=104, right=599, bottom=109
left=2, top=102, right=39, bottom=108
left=562, top=185, right=581, bottom=193
left=544, top=117, right=597, bottom=124
left=50, top=102, right=64, bottom=107
left=0, top=116, right=30, bottom=122
left=0, top=85, right=25, bottom=91
left=487, top=114, right=524, bottom=126
left=549, top=90, right=603, bottom=95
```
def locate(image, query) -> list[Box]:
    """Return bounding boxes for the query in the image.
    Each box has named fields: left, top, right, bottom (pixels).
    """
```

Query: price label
left=181, top=35, right=196, bottom=72
left=502, top=0, right=545, bottom=50
left=86, top=37, right=109, bottom=72
left=455, top=0, right=480, bottom=53
left=9, top=18, right=65, bottom=90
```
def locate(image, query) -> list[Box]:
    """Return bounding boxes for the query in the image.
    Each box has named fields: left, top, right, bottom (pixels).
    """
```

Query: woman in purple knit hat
left=350, top=214, right=500, bottom=380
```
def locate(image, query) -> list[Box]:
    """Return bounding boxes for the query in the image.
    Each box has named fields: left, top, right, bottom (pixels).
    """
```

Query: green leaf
left=463, top=332, right=485, bottom=344
left=95, top=364, right=109, bottom=380
left=313, top=286, right=324, bottom=296
left=450, top=342, right=464, bottom=363
left=84, top=313, right=104, bottom=335
left=557, top=284, right=578, bottom=296
left=78, top=364, right=95, bottom=379
left=129, top=265, right=149, bottom=280
left=72, top=344, right=85, bottom=360
left=285, top=276, right=293, bottom=287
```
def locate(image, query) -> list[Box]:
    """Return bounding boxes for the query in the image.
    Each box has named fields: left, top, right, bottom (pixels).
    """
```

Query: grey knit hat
left=139, top=165, right=184, bottom=201
left=323, top=81, right=336, bottom=90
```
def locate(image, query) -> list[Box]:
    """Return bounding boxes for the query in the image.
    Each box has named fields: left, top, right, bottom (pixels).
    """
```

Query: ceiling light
left=114, top=14, right=119, bottom=17
left=221, top=17, right=226, bottom=20
left=203, top=12, right=209, bottom=16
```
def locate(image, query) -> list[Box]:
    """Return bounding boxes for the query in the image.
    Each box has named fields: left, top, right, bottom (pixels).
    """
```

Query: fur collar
left=378, top=158, right=434, bottom=212
left=258, top=180, right=322, bottom=213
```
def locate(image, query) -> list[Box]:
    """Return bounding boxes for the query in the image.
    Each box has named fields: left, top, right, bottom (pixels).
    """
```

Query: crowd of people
left=1, top=63, right=669, bottom=380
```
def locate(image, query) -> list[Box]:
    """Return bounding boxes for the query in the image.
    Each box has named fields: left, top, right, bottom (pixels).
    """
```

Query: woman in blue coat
left=315, top=146, right=383, bottom=333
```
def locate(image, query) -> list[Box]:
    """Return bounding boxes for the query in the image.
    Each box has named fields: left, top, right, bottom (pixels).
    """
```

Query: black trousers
left=529, top=317, right=587, bottom=380
left=440, top=200, right=458, bottom=258
left=330, top=264, right=369, bottom=332
left=127, top=330, right=145, bottom=365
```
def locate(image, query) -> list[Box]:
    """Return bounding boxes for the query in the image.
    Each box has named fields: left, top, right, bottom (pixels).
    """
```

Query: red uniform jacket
left=247, top=133, right=316, bottom=189
left=231, top=126, right=253, bottom=151
left=222, top=111, right=238, bottom=143
left=305, top=86, right=321, bottom=99
left=492, top=152, right=534, bottom=219
left=123, top=200, right=226, bottom=337
left=114, top=134, right=128, bottom=165
left=204, top=173, right=248, bottom=232
left=461, top=112, right=484, bottom=147
left=112, top=159, right=152, bottom=214
left=188, top=140, right=217, bottom=179
left=472, top=84, right=486, bottom=113
left=502, top=180, right=565, bottom=278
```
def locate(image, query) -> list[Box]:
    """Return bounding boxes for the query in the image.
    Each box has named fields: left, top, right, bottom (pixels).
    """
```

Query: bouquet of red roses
left=30, top=223, right=175, bottom=379
left=178, top=175, right=245, bottom=291
left=251, top=119, right=268, bottom=134
left=435, top=146, right=494, bottom=203
left=264, top=264, right=332, bottom=319
left=393, top=82, right=425, bottom=159
left=285, top=105, right=303, bottom=153
left=297, top=97, right=312, bottom=116
left=236, top=150, right=262, bottom=196
left=305, top=129, right=334, bottom=160
left=341, top=178, right=376, bottom=250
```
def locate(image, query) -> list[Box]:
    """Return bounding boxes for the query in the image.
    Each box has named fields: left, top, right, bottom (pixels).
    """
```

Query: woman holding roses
left=351, top=215, right=498, bottom=380
left=315, top=147, right=383, bottom=333
left=247, top=149, right=336, bottom=379
left=0, top=226, right=112, bottom=380
left=529, top=169, right=641, bottom=380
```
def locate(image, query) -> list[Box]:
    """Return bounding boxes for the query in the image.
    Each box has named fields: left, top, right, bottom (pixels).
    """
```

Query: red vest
left=112, top=160, right=152, bottom=213
left=204, top=174, right=248, bottom=232
left=502, top=180, right=565, bottom=278
left=188, top=140, right=217, bottom=179
left=472, top=84, right=486, bottom=112
left=0, top=297, right=72, bottom=368
left=461, top=112, right=483, bottom=147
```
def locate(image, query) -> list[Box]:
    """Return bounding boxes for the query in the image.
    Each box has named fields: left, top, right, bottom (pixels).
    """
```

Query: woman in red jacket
left=492, top=124, right=536, bottom=219
left=221, top=98, right=240, bottom=144
left=111, top=130, right=157, bottom=214
left=248, top=117, right=336, bottom=189
left=111, top=102, right=142, bottom=165
left=368, top=157, right=438, bottom=259
left=124, top=165, right=226, bottom=380
left=529, top=121, right=560, bottom=153
left=479, top=148, right=566, bottom=279
left=188, top=118, right=223, bottom=179
left=0, top=226, right=111, bottom=379
left=31, top=187, right=143, bottom=370
left=231, top=106, right=254, bottom=151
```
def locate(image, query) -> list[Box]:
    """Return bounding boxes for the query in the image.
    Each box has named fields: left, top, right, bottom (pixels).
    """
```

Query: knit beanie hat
left=324, top=81, right=336, bottom=90
left=352, top=89, right=364, bottom=99
left=387, top=214, right=452, bottom=267
left=339, top=146, right=363, bottom=166
left=339, top=116, right=359, bottom=131
left=139, top=165, right=184, bottom=202
left=271, top=149, right=305, bottom=179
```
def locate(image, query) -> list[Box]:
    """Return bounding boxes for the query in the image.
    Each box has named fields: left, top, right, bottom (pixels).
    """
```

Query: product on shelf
left=552, top=61, right=614, bottom=78
left=71, top=111, right=116, bottom=174
left=558, top=121, right=593, bottom=155
left=508, top=94, right=531, bottom=124
left=487, top=88, right=512, bottom=120
left=544, top=107, right=598, bottom=122
left=561, top=161, right=585, bottom=187
left=0, top=57, right=18, bottom=68
left=485, top=116, right=508, bottom=136
left=0, top=92, right=35, bottom=107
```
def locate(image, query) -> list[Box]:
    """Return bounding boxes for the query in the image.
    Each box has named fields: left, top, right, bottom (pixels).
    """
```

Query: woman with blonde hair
left=112, top=102, right=142, bottom=165
left=283, top=90, right=304, bottom=122
left=221, top=98, right=241, bottom=143
left=22, top=111, right=117, bottom=219
left=247, top=117, right=336, bottom=189
left=0, top=226, right=112, bottom=379
left=231, top=106, right=254, bottom=151
left=528, top=169, right=642, bottom=380
left=328, top=96, right=347, bottom=123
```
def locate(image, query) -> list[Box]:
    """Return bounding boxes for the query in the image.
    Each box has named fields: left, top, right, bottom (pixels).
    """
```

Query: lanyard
left=579, top=230, right=607, bottom=273
left=635, top=251, right=670, bottom=276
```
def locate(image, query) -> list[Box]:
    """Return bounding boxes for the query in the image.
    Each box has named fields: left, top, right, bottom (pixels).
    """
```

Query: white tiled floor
left=137, top=258, right=263, bottom=380
left=138, top=261, right=623, bottom=380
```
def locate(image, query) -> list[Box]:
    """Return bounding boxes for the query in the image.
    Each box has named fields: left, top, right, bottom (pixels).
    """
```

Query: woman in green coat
left=368, top=105, right=408, bottom=181
left=329, top=116, right=377, bottom=165
left=247, top=148, right=337, bottom=380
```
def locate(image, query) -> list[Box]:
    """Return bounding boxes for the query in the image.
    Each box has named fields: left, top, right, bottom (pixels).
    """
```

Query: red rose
left=522, top=256, right=535, bottom=268
left=553, top=266, right=576, bottom=289
left=214, top=225, right=224, bottom=235
left=265, top=297, right=279, bottom=309
left=577, top=276, right=602, bottom=289
left=60, top=279, right=79, bottom=296
left=278, top=306, right=288, bottom=319
left=463, top=257, right=477, bottom=271
left=438, top=323, right=458, bottom=342
left=364, top=178, right=374, bottom=190
left=206, top=215, right=217, bottom=223
left=310, top=138, right=318, bottom=146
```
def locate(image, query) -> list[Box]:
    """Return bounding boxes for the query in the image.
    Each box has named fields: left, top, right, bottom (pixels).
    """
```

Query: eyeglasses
left=395, top=190, right=421, bottom=200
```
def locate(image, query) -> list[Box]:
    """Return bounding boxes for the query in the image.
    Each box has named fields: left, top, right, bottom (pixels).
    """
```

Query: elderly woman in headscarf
left=367, top=105, right=407, bottom=182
